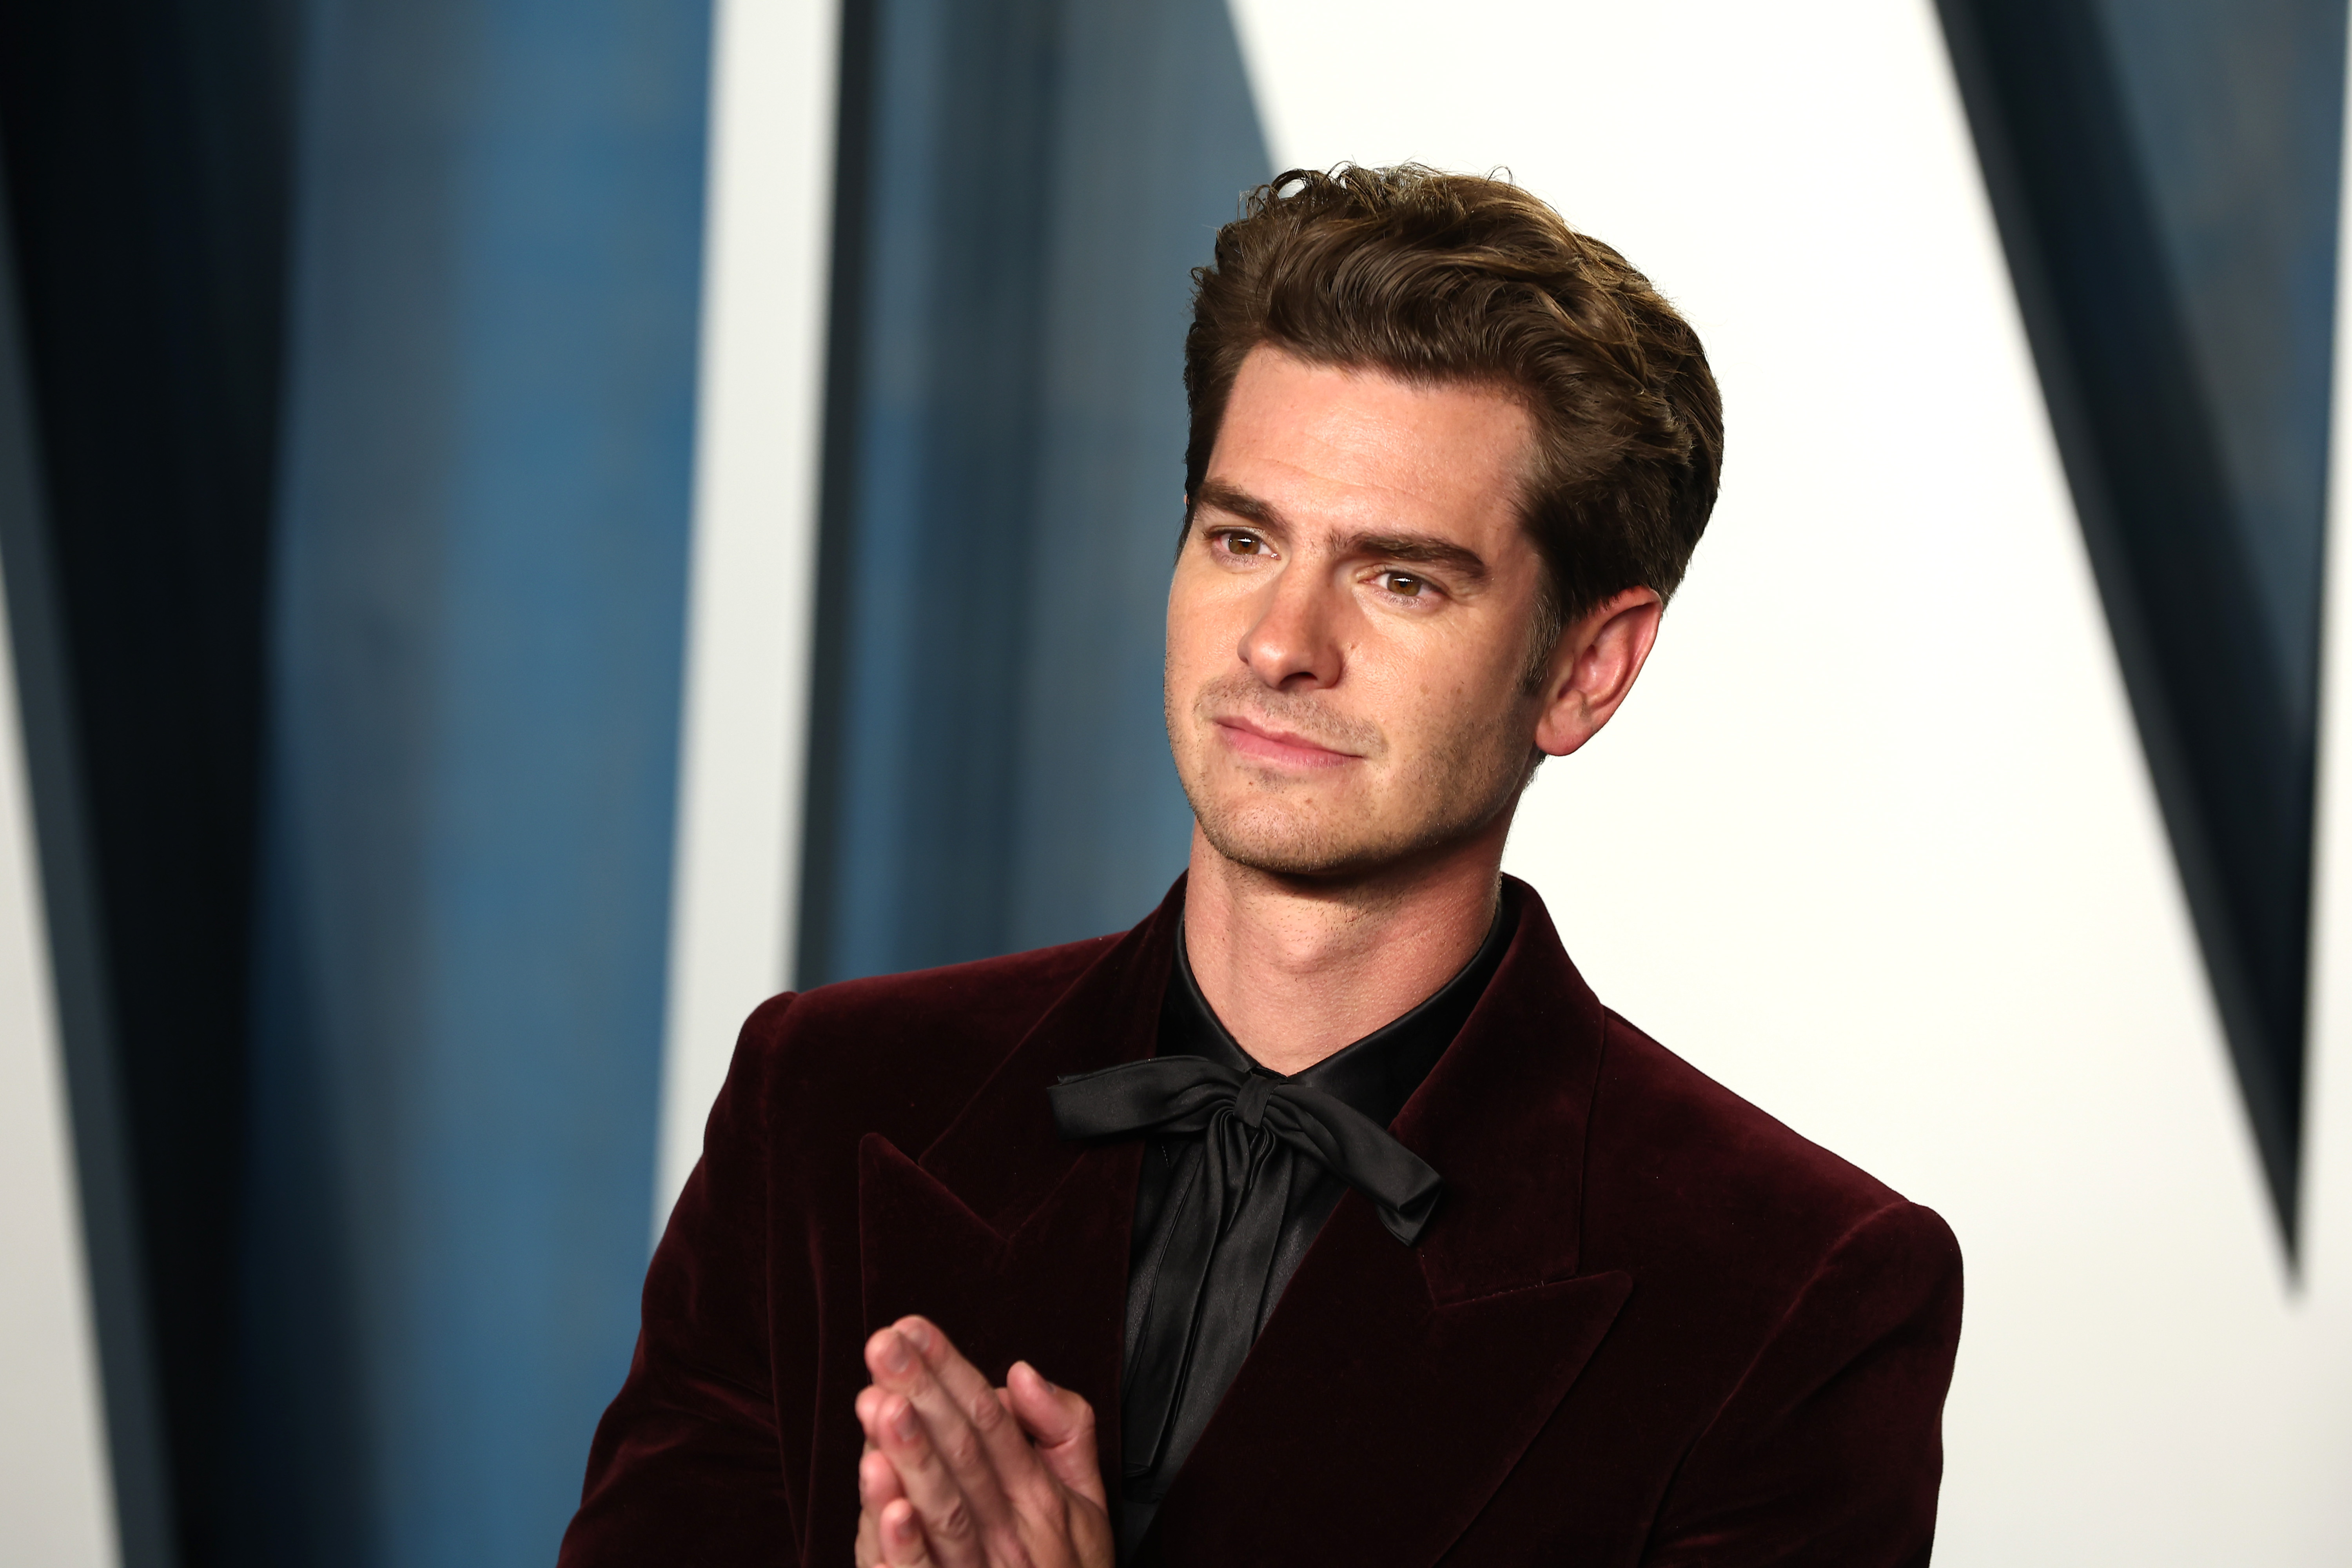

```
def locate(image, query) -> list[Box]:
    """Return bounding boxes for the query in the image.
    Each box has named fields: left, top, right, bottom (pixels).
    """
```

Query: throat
left=1179, top=852, right=1508, bottom=1074
left=1172, top=881, right=1515, bottom=1083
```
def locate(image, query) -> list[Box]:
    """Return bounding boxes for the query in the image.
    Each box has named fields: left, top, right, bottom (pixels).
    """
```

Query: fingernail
left=890, top=1402, right=918, bottom=1443
left=899, top=1318, right=932, bottom=1354
left=880, top=1332, right=910, bottom=1374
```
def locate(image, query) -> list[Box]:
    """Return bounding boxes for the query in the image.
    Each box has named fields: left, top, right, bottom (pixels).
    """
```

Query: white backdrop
left=0, top=547, right=119, bottom=1564
left=1225, top=0, right=2352, bottom=1558
left=655, top=0, right=841, bottom=1230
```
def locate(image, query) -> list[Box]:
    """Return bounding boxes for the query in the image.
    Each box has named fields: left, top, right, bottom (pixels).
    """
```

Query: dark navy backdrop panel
left=0, top=4, right=296, bottom=1560
left=0, top=143, right=181, bottom=1568
left=1936, top=0, right=2347, bottom=1248
left=801, top=0, right=1269, bottom=984
left=238, top=2, right=710, bottom=1563
left=2096, top=0, right=2346, bottom=725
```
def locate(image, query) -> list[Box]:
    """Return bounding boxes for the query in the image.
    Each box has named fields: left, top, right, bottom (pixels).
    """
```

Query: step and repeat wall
left=4, top=1, right=2349, bottom=1563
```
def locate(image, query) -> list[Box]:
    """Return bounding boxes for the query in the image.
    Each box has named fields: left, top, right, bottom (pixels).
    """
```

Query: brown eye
left=1384, top=571, right=1425, bottom=597
left=1225, top=532, right=1263, bottom=556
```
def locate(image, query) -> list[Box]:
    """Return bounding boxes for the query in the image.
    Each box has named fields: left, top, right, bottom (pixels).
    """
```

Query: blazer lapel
left=857, top=1134, right=1144, bottom=1436
left=856, top=881, right=1184, bottom=1472
left=1140, top=882, right=1631, bottom=1566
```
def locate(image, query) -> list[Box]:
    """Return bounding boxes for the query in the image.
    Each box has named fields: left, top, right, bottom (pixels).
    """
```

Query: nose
left=1237, top=556, right=1344, bottom=690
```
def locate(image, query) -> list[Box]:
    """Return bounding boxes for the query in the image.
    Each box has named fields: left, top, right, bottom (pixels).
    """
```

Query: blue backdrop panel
left=1007, top=0, right=1271, bottom=952
left=801, top=0, right=1269, bottom=983
left=238, top=2, right=710, bottom=1563
left=1937, top=0, right=2347, bottom=1247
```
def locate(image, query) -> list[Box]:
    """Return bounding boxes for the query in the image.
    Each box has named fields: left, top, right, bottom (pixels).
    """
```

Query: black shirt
left=1115, top=890, right=1517, bottom=1554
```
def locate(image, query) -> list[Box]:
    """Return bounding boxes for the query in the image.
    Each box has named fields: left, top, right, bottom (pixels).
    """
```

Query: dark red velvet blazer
left=561, top=878, right=1962, bottom=1566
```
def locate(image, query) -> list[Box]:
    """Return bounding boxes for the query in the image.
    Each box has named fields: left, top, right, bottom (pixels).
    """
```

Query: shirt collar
left=1162, top=884, right=1520, bottom=1129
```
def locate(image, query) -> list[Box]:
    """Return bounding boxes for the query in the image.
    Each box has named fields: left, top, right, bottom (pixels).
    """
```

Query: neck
left=1180, top=822, right=1509, bottom=1076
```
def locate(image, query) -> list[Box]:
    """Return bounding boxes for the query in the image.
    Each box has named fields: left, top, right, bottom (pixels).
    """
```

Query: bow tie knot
left=1049, top=1054, right=1441, bottom=1244
left=1233, top=1071, right=1275, bottom=1130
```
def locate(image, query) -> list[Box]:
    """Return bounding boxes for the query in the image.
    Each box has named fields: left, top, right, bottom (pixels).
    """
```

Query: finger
left=1006, top=1361, right=1107, bottom=1510
left=861, top=1445, right=908, bottom=1514
left=858, top=1445, right=908, bottom=1568
left=890, top=1318, right=1054, bottom=1514
left=857, top=1386, right=898, bottom=1568
left=870, top=1389, right=986, bottom=1568
left=866, top=1322, right=1034, bottom=1537
left=880, top=1498, right=939, bottom=1568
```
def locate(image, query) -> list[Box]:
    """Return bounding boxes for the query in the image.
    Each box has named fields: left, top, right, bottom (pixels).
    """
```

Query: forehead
left=1207, top=347, right=1537, bottom=542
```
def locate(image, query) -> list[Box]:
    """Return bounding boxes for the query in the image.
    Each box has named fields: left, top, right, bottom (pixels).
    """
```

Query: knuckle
left=942, top=1425, right=984, bottom=1472
left=935, top=1499, right=976, bottom=1544
left=1013, top=1469, right=1060, bottom=1512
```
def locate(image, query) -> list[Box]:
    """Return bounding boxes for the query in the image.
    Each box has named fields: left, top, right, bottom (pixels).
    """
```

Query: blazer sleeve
left=558, top=995, right=800, bottom=1568
left=1641, top=1200, right=1965, bottom=1568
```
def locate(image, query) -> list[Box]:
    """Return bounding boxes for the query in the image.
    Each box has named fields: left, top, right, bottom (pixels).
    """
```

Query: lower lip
left=1216, top=720, right=1357, bottom=769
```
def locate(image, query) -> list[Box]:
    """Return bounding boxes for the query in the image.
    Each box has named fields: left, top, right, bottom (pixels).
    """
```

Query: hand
left=852, top=1316, right=1113, bottom=1568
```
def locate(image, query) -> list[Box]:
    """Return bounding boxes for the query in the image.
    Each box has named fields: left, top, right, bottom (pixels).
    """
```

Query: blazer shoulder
left=1582, top=1007, right=1957, bottom=1286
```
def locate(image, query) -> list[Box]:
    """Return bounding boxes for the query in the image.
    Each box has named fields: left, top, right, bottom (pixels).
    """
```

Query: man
left=561, top=165, right=1962, bottom=1567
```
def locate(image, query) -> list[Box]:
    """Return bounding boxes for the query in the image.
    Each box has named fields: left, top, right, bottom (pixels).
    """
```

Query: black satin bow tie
left=1051, top=1053, right=1445, bottom=1498
left=1049, top=1055, right=1441, bottom=1244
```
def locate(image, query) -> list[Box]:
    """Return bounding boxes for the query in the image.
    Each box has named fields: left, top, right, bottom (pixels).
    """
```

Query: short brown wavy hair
left=1183, top=165, right=1722, bottom=663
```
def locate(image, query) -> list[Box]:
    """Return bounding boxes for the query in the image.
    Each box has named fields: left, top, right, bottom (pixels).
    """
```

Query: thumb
left=1005, top=1362, right=1104, bottom=1508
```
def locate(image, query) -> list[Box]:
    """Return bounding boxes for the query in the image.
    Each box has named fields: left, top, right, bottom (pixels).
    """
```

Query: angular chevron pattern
left=1938, top=0, right=2348, bottom=1250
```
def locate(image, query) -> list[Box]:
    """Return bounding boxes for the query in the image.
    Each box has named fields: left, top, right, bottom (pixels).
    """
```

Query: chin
left=1193, top=797, right=1434, bottom=880
left=1198, top=823, right=1365, bottom=878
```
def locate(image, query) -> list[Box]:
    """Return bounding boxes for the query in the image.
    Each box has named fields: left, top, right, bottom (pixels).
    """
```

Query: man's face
left=1164, top=346, right=1556, bottom=879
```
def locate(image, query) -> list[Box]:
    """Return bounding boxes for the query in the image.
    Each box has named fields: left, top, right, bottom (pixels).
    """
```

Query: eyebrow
left=1192, top=479, right=1492, bottom=582
left=1192, top=479, right=1281, bottom=529
left=1340, top=531, right=1490, bottom=582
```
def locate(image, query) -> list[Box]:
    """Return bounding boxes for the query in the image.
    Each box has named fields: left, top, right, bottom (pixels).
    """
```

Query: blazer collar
left=913, top=877, right=1184, bottom=1232
left=1392, top=877, right=1604, bottom=1299
left=914, top=872, right=1604, bottom=1280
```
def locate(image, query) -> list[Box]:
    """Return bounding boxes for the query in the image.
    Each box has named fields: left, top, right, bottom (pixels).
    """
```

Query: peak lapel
left=858, top=1134, right=1144, bottom=1434
left=1402, top=880, right=1602, bottom=1300
left=918, top=880, right=1180, bottom=1232
left=1140, top=882, right=1628, bottom=1566
left=856, top=883, right=1183, bottom=1457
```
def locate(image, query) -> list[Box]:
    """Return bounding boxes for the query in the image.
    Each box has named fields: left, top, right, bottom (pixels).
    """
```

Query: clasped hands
left=855, top=1316, right=1115, bottom=1568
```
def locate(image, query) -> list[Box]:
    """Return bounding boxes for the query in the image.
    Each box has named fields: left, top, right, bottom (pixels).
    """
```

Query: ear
left=1532, top=586, right=1664, bottom=758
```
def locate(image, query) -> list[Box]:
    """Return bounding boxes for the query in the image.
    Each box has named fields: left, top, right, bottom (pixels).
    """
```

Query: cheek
left=1371, top=627, right=1531, bottom=760
left=1165, top=569, right=1244, bottom=675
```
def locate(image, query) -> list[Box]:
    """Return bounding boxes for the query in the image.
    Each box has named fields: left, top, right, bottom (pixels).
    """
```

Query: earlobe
left=1531, top=588, right=1663, bottom=759
left=1532, top=680, right=1595, bottom=759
